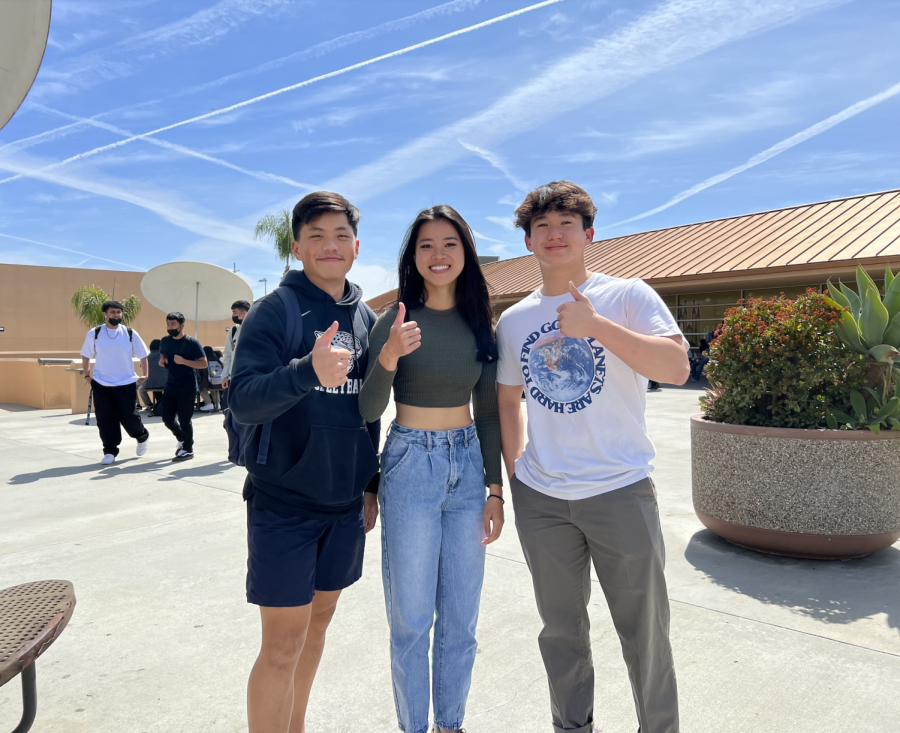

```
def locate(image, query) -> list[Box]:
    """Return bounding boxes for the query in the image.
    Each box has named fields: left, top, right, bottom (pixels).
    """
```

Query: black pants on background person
left=91, top=380, right=149, bottom=456
left=161, top=391, right=195, bottom=452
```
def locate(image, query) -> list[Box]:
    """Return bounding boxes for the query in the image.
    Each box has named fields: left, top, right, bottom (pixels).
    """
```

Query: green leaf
left=868, top=422, right=881, bottom=435
left=864, top=386, right=882, bottom=402
left=890, top=418, right=900, bottom=430
left=831, top=408, right=854, bottom=424
left=839, top=282, right=861, bottom=321
left=860, top=284, right=889, bottom=347
left=880, top=397, right=900, bottom=421
left=883, top=266, right=900, bottom=322
left=850, top=390, right=867, bottom=417
left=868, top=344, right=900, bottom=363
left=883, top=311, right=900, bottom=349
left=857, top=265, right=879, bottom=299
left=826, top=281, right=852, bottom=311
left=824, top=407, right=838, bottom=429
left=834, top=310, right=867, bottom=354
left=886, top=266, right=895, bottom=290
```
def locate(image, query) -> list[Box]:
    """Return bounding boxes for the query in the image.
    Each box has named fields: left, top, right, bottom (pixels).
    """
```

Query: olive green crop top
left=359, top=305, right=502, bottom=486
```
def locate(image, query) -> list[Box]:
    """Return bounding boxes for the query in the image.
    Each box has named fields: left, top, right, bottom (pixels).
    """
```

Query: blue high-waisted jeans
left=379, top=422, right=487, bottom=733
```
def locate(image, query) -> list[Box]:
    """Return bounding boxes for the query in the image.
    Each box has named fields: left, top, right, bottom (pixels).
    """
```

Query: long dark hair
left=396, top=205, right=497, bottom=363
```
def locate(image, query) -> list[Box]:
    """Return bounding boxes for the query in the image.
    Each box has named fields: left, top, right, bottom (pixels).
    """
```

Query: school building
left=368, top=188, right=900, bottom=348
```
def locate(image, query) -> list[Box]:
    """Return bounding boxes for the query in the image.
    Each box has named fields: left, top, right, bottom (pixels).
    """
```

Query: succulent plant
left=825, top=266, right=900, bottom=432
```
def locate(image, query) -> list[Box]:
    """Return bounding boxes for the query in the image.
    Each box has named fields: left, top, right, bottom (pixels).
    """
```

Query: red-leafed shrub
left=700, top=289, right=867, bottom=428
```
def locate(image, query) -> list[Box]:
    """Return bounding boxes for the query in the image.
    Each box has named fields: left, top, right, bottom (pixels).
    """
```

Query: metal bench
left=0, top=581, right=76, bottom=733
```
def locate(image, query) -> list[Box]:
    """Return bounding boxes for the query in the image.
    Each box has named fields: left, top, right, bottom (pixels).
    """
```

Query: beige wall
left=0, top=360, right=72, bottom=409
left=0, top=263, right=234, bottom=355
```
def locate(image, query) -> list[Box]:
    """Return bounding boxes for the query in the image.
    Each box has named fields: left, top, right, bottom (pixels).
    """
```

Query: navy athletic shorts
left=246, top=501, right=365, bottom=607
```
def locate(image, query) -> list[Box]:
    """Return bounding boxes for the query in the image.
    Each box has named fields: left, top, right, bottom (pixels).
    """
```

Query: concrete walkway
left=1, top=392, right=898, bottom=733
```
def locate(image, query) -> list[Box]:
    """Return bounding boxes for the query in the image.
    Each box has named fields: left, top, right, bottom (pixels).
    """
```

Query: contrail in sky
left=0, top=233, right=144, bottom=270
left=0, top=0, right=564, bottom=187
left=31, top=104, right=316, bottom=190
left=608, top=79, right=900, bottom=228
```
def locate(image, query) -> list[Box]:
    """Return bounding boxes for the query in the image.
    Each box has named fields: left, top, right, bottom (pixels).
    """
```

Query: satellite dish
left=0, top=0, right=52, bottom=131
left=141, top=262, right=254, bottom=338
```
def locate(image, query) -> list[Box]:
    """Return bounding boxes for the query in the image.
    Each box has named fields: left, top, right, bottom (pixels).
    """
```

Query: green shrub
left=700, top=289, right=867, bottom=428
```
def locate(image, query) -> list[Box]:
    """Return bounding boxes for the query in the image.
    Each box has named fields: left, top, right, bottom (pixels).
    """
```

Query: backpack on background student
left=223, top=288, right=303, bottom=466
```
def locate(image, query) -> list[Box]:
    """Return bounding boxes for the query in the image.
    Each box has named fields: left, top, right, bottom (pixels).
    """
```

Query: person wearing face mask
left=359, top=205, right=503, bottom=733
left=80, top=300, right=151, bottom=465
left=159, top=312, right=208, bottom=461
left=221, top=299, right=251, bottom=409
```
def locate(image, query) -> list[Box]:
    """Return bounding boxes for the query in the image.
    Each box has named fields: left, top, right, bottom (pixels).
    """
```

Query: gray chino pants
left=510, top=474, right=679, bottom=733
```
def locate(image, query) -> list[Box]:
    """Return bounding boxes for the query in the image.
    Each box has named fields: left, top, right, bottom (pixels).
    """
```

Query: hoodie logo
left=314, top=330, right=362, bottom=373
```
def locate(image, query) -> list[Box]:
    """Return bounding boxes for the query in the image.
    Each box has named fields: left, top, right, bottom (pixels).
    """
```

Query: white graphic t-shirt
left=496, top=272, right=684, bottom=500
left=80, top=325, right=150, bottom=387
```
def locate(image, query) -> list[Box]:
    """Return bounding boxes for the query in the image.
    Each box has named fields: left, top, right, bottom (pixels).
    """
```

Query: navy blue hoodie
left=229, top=270, right=380, bottom=521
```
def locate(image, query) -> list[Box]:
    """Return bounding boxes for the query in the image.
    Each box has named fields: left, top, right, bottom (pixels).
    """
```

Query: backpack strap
left=127, top=327, right=133, bottom=342
left=93, top=325, right=102, bottom=339
left=257, top=286, right=305, bottom=466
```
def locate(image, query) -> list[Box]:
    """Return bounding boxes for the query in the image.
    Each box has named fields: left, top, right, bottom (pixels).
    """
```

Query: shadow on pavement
left=9, top=458, right=171, bottom=484
left=684, top=529, right=900, bottom=630
left=157, top=460, right=237, bottom=481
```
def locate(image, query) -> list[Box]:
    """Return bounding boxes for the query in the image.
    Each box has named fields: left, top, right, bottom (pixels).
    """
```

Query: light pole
left=259, top=278, right=268, bottom=295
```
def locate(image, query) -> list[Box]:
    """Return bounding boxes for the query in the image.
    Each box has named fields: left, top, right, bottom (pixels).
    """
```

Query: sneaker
left=172, top=449, right=194, bottom=462
left=175, top=440, right=183, bottom=454
left=100, top=454, right=115, bottom=465
left=432, top=727, right=466, bottom=733
left=136, top=436, right=149, bottom=457
left=200, top=403, right=215, bottom=412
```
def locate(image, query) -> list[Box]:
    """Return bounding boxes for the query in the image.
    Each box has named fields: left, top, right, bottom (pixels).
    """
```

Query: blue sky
left=1, top=0, right=899, bottom=300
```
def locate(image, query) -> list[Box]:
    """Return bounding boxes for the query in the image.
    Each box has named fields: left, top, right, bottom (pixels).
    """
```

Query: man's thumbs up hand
left=556, top=281, right=600, bottom=339
left=312, top=321, right=352, bottom=388
left=379, top=302, right=421, bottom=372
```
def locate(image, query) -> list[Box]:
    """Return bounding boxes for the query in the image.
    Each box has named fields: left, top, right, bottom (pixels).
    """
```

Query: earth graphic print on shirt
left=521, top=320, right=606, bottom=413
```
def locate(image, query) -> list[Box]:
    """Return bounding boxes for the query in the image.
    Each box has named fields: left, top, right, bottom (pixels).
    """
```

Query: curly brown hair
left=513, top=181, right=598, bottom=236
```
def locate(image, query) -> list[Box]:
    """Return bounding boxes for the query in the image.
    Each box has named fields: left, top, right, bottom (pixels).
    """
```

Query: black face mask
left=167, top=328, right=180, bottom=337
left=232, top=315, right=242, bottom=324
left=107, top=318, right=122, bottom=327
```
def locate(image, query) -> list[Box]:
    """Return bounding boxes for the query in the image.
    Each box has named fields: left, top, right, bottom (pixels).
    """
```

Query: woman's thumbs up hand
left=379, top=302, right=421, bottom=372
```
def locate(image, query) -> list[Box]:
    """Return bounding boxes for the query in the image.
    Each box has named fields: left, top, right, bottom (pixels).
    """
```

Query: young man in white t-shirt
left=496, top=181, right=689, bottom=733
left=80, top=300, right=151, bottom=465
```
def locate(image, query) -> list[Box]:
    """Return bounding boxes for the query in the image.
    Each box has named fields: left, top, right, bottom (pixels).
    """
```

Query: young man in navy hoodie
left=229, top=192, right=380, bottom=733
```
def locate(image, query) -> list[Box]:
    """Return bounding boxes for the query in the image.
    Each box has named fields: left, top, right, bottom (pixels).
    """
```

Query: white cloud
left=30, top=104, right=317, bottom=190
left=350, top=263, right=397, bottom=300
left=179, top=0, right=489, bottom=96
left=324, top=0, right=846, bottom=202
left=35, top=0, right=293, bottom=98
left=0, top=233, right=144, bottom=270
left=459, top=141, right=533, bottom=192
left=0, top=152, right=262, bottom=247
left=608, top=78, right=900, bottom=227
left=0, top=0, right=564, bottom=186
left=486, top=216, right=516, bottom=230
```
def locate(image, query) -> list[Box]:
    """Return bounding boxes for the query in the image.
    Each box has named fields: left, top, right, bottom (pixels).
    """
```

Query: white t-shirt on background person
left=496, top=272, right=686, bottom=500
left=80, top=325, right=150, bottom=387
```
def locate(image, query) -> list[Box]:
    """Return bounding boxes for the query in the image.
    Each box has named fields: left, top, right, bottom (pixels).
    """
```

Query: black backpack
left=223, top=287, right=303, bottom=467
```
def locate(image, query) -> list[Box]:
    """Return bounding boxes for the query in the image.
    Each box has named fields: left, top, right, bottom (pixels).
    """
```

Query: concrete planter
left=690, top=415, right=900, bottom=559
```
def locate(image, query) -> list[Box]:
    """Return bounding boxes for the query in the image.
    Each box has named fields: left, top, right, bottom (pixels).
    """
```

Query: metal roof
left=366, top=189, right=900, bottom=308
left=481, top=188, right=900, bottom=300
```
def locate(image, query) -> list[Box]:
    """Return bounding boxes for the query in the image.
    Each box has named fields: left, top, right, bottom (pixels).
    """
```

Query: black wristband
left=487, top=494, right=505, bottom=505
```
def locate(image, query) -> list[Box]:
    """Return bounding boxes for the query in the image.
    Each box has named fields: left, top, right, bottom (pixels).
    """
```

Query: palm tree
left=71, top=285, right=142, bottom=328
left=254, top=209, right=293, bottom=275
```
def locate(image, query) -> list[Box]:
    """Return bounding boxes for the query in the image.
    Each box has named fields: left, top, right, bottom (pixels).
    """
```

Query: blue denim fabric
left=379, top=422, right=487, bottom=733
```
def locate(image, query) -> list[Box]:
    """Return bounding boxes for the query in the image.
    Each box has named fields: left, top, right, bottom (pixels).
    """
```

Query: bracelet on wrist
left=487, top=494, right=505, bottom=505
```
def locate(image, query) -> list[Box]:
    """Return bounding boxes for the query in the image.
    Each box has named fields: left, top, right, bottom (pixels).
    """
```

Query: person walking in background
left=221, top=299, right=250, bottom=411
left=198, top=345, right=224, bottom=411
left=359, top=205, right=503, bottom=733
left=137, top=338, right=167, bottom=414
left=229, top=192, right=381, bottom=733
left=80, top=300, right=151, bottom=465
left=689, top=338, right=710, bottom=381
left=496, top=181, right=689, bottom=733
left=159, top=312, right=207, bottom=462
